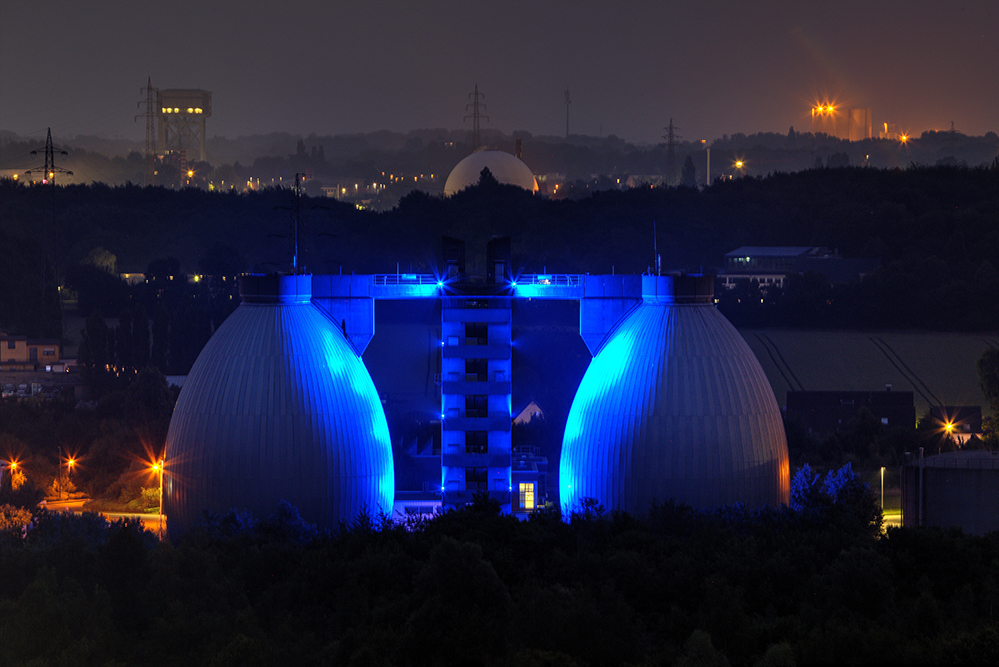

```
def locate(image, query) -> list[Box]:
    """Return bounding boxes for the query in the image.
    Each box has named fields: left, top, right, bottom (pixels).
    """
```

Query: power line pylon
left=464, top=84, right=488, bottom=149
left=662, top=118, right=681, bottom=186
left=24, top=128, right=73, bottom=184
left=22, top=128, right=72, bottom=307
left=136, top=76, right=158, bottom=186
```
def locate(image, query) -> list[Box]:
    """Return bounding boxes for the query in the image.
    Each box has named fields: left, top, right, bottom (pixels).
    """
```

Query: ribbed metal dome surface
left=444, top=148, right=539, bottom=195
left=164, top=275, right=394, bottom=534
left=560, top=277, right=789, bottom=513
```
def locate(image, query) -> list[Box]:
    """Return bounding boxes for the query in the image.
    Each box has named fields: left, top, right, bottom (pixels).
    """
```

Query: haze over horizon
left=1, top=0, right=996, bottom=147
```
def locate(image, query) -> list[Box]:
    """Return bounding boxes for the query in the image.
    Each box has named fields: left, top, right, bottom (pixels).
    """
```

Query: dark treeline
left=3, top=467, right=999, bottom=666
left=3, top=162, right=999, bottom=342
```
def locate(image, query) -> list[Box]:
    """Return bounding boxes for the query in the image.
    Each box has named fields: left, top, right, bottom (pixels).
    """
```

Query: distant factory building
left=786, top=389, right=916, bottom=434
left=902, top=449, right=999, bottom=535
left=811, top=104, right=872, bottom=141
left=157, top=88, right=212, bottom=162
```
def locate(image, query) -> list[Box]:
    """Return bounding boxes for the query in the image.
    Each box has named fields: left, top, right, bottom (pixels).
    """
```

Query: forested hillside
left=3, top=163, right=998, bottom=339
left=4, top=469, right=999, bottom=666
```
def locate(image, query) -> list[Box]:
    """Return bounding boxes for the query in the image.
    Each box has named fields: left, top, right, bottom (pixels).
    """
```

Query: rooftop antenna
left=464, top=84, right=488, bottom=149
left=135, top=76, right=158, bottom=186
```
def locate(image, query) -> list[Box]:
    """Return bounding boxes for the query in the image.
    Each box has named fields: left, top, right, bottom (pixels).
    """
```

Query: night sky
left=1, top=0, right=996, bottom=145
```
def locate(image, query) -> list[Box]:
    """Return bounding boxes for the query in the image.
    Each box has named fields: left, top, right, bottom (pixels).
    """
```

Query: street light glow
left=151, top=457, right=165, bottom=539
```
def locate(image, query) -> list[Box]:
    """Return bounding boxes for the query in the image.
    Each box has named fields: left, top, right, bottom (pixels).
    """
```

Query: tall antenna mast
left=662, top=118, right=681, bottom=186
left=653, top=220, right=661, bottom=276
left=464, top=84, right=488, bottom=149
left=136, top=76, right=158, bottom=186
left=293, top=173, right=303, bottom=273
left=564, top=88, right=571, bottom=139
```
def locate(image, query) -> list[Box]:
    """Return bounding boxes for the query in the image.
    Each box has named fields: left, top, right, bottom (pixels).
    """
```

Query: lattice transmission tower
left=24, top=128, right=73, bottom=184
left=662, top=118, right=681, bottom=186
left=464, top=84, right=489, bottom=149
left=22, top=128, right=73, bottom=301
left=136, top=76, right=159, bottom=186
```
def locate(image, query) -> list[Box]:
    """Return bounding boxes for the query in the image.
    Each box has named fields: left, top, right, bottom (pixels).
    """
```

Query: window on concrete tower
left=519, top=482, right=535, bottom=510
left=465, top=395, right=488, bottom=418
left=465, top=467, right=488, bottom=491
left=466, top=431, right=488, bottom=454
left=465, top=322, right=487, bottom=345
left=465, top=358, right=487, bottom=381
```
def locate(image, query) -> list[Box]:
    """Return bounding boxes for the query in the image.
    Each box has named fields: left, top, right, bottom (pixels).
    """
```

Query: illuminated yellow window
left=519, top=482, right=535, bottom=510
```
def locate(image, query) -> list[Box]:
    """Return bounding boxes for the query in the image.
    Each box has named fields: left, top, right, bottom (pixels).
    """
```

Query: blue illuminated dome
left=560, top=275, right=789, bottom=513
left=164, top=274, right=394, bottom=535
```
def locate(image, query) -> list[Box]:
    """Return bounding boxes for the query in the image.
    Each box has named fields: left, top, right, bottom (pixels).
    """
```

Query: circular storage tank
left=164, top=274, right=394, bottom=535
left=559, top=275, right=789, bottom=514
left=444, top=148, right=539, bottom=195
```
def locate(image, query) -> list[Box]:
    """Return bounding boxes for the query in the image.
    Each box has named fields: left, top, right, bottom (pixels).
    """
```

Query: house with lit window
left=721, top=246, right=879, bottom=292
left=1, top=332, right=61, bottom=371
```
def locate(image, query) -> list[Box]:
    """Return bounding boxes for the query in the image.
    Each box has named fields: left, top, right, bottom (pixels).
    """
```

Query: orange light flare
left=810, top=100, right=839, bottom=117
left=934, top=408, right=962, bottom=439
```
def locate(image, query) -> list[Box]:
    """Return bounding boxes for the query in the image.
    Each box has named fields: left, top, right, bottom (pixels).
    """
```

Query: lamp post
left=880, top=466, right=885, bottom=511
left=152, top=459, right=164, bottom=540
left=66, top=456, right=75, bottom=501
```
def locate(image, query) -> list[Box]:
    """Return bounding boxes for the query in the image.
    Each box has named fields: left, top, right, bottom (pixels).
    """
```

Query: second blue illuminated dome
left=560, top=275, right=789, bottom=514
